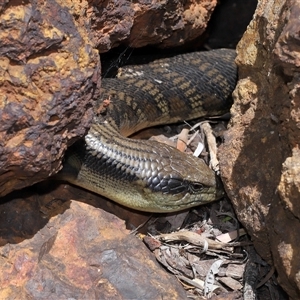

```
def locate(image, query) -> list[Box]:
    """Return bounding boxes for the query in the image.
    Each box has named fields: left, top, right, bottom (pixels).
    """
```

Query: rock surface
left=0, top=1, right=101, bottom=197
left=0, top=199, right=187, bottom=299
left=219, top=0, right=300, bottom=298
left=88, top=0, right=217, bottom=52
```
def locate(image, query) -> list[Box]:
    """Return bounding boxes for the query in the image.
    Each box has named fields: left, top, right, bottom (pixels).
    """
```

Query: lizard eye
left=189, top=182, right=204, bottom=193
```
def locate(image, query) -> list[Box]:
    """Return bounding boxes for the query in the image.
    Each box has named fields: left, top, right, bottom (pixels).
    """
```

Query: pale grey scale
left=87, top=128, right=165, bottom=182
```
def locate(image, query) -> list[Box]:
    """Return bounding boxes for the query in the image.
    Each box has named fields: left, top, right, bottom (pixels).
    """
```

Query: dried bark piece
left=218, top=277, right=243, bottom=291
left=226, top=264, right=245, bottom=280
left=156, top=230, right=235, bottom=251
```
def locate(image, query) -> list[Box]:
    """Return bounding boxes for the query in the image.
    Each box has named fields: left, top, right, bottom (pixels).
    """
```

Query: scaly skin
left=57, top=49, right=237, bottom=212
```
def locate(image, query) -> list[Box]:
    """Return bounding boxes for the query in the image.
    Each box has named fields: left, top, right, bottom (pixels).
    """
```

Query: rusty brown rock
left=219, top=0, right=300, bottom=298
left=0, top=182, right=152, bottom=246
left=0, top=200, right=187, bottom=299
left=88, top=0, right=217, bottom=52
left=277, top=148, right=300, bottom=218
left=0, top=1, right=101, bottom=197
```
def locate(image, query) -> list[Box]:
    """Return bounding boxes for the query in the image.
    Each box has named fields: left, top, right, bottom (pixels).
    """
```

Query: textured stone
left=278, top=148, right=300, bottom=218
left=0, top=1, right=101, bottom=197
left=0, top=200, right=187, bottom=299
left=219, top=0, right=300, bottom=298
left=88, top=0, right=217, bottom=52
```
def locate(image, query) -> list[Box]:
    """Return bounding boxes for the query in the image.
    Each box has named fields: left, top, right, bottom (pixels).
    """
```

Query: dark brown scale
left=100, top=49, right=236, bottom=135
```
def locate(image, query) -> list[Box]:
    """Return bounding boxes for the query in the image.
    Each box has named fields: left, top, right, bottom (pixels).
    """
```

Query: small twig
left=130, top=215, right=153, bottom=235
left=256, top=266, right=275, bottom=288
left=155, top=230, right=241, bottom=250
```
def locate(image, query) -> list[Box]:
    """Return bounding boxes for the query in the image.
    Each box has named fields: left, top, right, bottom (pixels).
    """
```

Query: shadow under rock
left=0, top=179, right=155, bottom=246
